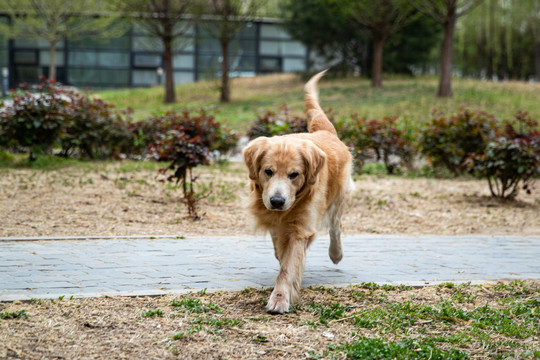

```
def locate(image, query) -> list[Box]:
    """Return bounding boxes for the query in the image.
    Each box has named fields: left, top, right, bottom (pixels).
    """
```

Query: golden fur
left=243, top=70, right=354, bottom=313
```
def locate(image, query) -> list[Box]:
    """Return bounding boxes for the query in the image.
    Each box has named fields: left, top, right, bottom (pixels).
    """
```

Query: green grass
left=95, top=74, right=540, bottom=133
left=339, top=337, right=469, bottom=360
left=170, top=297, right=223, bottom=314
left=0, top=152, right=92, bottom=171
left=0, top=152, right=164, bottom=173
left=141, top=309, right=165, bottom=318
left=0, top=310, right=29, bottom=320
left=295, top=281, right=540, bottom=359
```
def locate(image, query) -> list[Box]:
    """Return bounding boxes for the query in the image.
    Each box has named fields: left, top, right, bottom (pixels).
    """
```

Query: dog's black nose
left=270, top=195, right=286, bottom=209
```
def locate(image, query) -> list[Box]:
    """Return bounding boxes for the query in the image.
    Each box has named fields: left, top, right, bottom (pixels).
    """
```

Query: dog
left=242, top=70, right=354, bottom=313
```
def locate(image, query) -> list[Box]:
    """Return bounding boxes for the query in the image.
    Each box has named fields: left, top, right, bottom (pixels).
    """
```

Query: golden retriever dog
left=242, top=70, right=354, bottom=313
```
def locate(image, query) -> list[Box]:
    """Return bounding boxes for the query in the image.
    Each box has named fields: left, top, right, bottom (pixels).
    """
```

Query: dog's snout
left=270, top=195, right=286, bottom=209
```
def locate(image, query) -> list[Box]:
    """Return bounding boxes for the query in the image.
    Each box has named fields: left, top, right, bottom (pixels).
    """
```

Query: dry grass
left=1, top=161, right=539, bottom=359
left=1, top=281, right=538, bottom=359
left=1, top=161, right=539, bottom=238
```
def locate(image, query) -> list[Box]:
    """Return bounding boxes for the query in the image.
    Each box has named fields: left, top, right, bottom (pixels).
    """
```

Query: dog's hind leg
left=328, top=203, right=344, bottom=265
left=328, top=177, right=354, bottom=265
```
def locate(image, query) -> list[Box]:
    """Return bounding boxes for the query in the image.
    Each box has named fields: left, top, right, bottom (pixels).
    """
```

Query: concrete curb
left=0, top=235, right=187, bottom=242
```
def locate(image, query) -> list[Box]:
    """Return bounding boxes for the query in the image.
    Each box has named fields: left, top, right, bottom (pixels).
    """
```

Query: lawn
left=95, top=73, right=540, bottom=132
left=1, top=281, right=538, bottom=359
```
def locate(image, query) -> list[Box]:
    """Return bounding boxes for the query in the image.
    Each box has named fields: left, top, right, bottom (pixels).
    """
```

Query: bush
left=148, top=109, right=237, bottom=219
left=61, top=95, right=132, bottom=159
left=338, top=115, right=415, bottom=174
left=247, top=104, right=308, bottom=139
left=467, top=112, right=540, bottom=199
left=0, top=78, right=134, bottom=161
left=0, top=78, right=69, bottom=161
left=419, top=109, right=498, bottom=175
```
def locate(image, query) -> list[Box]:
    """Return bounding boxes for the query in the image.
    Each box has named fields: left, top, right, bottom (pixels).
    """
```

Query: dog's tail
left=304, top=69, right=337, bottom=136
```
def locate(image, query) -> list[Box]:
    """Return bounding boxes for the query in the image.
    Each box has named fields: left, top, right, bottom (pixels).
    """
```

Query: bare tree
left=346, top=0, right=417, bottom=88
left=409, top=0, right=483, bottom=97
left=0, top=0, right=122, bottom=82
left=119, top=0, right=194, bottom=104
left=196, top=0, right=262, bottom=102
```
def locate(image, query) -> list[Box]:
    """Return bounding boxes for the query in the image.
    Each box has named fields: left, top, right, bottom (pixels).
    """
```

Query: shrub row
left=0, top=79, right=238, bottom=163
left=248, top=106, right=539, bottom=199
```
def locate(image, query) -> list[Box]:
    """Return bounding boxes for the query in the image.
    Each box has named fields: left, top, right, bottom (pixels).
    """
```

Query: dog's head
left=243, top=136, right=326, bottom=211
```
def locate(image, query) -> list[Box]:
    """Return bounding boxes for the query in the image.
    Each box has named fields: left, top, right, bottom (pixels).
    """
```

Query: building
left=0, top=18, right=311, bottom=91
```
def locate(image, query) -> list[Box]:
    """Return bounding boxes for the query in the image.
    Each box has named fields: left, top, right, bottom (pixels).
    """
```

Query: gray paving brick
left=0, top=235, right=539, bottom=301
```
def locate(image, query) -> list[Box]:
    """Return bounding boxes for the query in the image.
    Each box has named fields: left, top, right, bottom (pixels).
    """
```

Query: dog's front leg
left=270, top=228, right=281, bottom=261
left=267, top=232, right=313, bottom=314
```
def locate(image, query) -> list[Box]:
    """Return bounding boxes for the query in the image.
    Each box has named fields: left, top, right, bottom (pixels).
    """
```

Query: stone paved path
left=1, top=235, right=539, bottom=302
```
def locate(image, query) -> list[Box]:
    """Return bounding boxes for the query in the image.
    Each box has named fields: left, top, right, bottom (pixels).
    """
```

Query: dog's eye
left=265, top=169, right=273, bottom=177
left=288, top=172, right=299, bottom=180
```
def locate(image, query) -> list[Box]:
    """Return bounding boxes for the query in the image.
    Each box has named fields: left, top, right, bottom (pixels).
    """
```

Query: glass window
left=69, top=35, right=130, bottom=50
left=132, top=70, right=158, bottom=86
left=237, top=22, right=256, bottom=38
left=174, top=37, right=195, bottom=52
left=198, top=37, right=221, bottom=54
left=134, top=53, right=162, bottom=67
left=260, top=24, right=289, bottom=39
left=173, top=54, right=194, bottom=69
left=14, top=38, right=63, bottom=49
left=69, top=51, right=97, bottom=66
left=0, top=50, right=7, bottom=66
left=283, top=58, right=305, bottom=72
left=174, top=71, right=194, bottom=84
left=14, top=65, right=40, bottom=83
left=68, top=68, right=129, bottom=85
left=132, top=22, right=152, bottom=35
left=174, top=21, right=195, bottom=35
left=259, top=57, right=281, bottom=73
left=97, top=52, right=129, bottom=67
left=236, top=56, right=256, bottom=71
left=69, top=51, right=128, bottom=67
left=39, top=50, right=65, bottom=66
left=260, top=40, right=280, bottom=55
left=14, top=51, right=38, bottom=65
left=282, top=41, right=306, bottom=56
left=238, top=39, right=256, bottom=55
left=133, top=36, right=163, bottom=51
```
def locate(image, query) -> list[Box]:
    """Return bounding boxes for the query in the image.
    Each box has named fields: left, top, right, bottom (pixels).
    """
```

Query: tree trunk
left=535, top=39, right=540, bottom=82
left=49, top=41, right=56, bottom=81
left=220, top=40, right=230, bottom=102
left=163, top=37, right=176, bottom=104
left=438, top=15, right=457, bottom=98
left=486, top=0, right=495, bottom=79
left=371, top=35, right=385, bottom=88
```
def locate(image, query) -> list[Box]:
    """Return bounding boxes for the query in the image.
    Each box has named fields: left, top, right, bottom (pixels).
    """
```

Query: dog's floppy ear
left=243, top=137, right=268, bottom=181
left=302, top=143, right=326, bottom=185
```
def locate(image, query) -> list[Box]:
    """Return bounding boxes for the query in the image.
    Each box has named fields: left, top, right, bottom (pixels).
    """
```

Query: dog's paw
left=329, top=249, right=343, bottom=265
left=266, top=289, right=290, bottom=314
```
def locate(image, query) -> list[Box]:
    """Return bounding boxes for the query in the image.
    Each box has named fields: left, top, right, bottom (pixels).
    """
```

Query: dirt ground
left=1, top=162, right=539, bottom=359
left=1, top=161, right=539, bottom=238
left=1, top=282, right=538, bottom=359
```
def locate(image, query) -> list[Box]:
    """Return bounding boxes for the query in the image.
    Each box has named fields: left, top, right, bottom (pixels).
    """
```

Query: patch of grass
left=170, top=297, right=223, bottom=314
left=304, top=302, right=351, bottom=325
left=96, top=75, right=540, bottom=134
left=173, top=324, right=204, bottom=340
left=0, top=310, right=29, bottom=320
left=0, top=153, right=92, bottom=171
left=141, top=308, right=165, bottom=318
left=192, top=316, right=242, bottom=334
left=338, top=337, right=469, bottom=360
